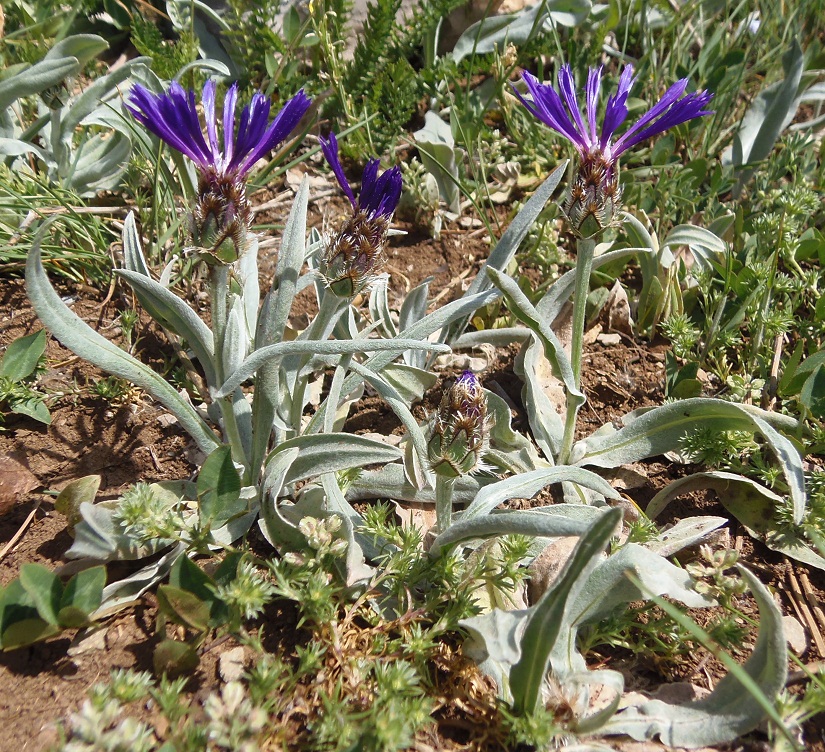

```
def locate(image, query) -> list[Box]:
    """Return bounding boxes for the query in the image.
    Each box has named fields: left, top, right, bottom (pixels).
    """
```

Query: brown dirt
left=0, top=211, right=822, bottom=751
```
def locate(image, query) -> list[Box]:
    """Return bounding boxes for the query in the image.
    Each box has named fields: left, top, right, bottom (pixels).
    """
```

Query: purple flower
left=318, top=132, right=402, bottom=298
left=127, top=80, right=311, bottom=180
left=514, top=64, right=713, bottom=237
left=127, top=81, right=311, bottom=263
left=515, top=64, right=713, bottom=167
left=320, top=132, right=402, bottom=221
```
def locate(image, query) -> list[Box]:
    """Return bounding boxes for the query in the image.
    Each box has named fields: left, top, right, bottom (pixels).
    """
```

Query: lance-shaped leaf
left=573, top=398, right=805, bottom=523
left=347, top=361, right=434, bottom=486
left=648, top=471, right=825, bottom=571
left=217, top=339, right=449, bottom=397
left=603, top=567, right=787, bottom=747
left=117, top=268, right=216, bottom=386
left=429, top=507, right=597, bottom=558
left=461, top=467, right=618, bottom=520
left=487, top=267, right=583, bottom=410
left=346, top=463, right=483, bottom=506
left=509, top=507, right=622, bottom=714
left=26, top=227, right=219, bottom=454
left=446, top=162, right=567, bottom=340
left=268, top=434, right=402, bottom=486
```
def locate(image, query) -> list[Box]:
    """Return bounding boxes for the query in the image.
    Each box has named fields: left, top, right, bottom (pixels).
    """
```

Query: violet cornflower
left=319, top=132, right=402, bottom=298
left=515, top=64, right=713, bottom=237
left=127, top=81, right=311, bottom=262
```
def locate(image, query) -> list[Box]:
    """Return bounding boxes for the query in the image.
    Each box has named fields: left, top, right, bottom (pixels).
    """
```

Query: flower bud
left=428, top=371, right=488, bottom=478
left=320, top=210, right=390, bottom=298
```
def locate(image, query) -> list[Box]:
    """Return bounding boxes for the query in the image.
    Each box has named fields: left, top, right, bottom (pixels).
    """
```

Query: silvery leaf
left=574, top=398, right=805, bottom=523
left=452, top=0, right=590, bottom=62
left=603, top=567, right=787, bottom=747
left=268, top=433, right=402, bottom=486
left=448, top=162, right=566, bottom=340
left=510, top=508, right=622, bottom=714
left=26, top=226, right=219, bottom=454
left=429, top=507, right=596, bottom=557
left=649, top=471, right=825, bottom=571
left=460, top=608, right=530, bottom=699
left=218, top=338, right=449, bottom=397
left=461, top=468, right=618, bottom=521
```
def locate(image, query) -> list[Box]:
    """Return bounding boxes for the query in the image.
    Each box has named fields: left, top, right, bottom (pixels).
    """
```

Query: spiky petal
left=127, top=81, right=311, bottom=263
left=515, top=64, right=713, bottom=236
left=319, top=132, right=402, bottom=298
left=127, top=81, right=311, bottom=181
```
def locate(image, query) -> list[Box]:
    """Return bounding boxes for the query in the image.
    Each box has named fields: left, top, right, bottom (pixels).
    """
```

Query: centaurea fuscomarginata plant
left=26, top=79, right=451, bottom=556
left=515, top=64, right=713, bottom=462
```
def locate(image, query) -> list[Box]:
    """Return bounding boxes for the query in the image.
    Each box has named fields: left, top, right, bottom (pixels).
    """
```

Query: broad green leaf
left=26, top=228, right=219, bottom=455
left=55, top=477, right=101, bottom=536
left=19, top=563, right=63, bottom=626
left=60, top=566, right=105, bottom=623
left=198, top=446, right=244, bottom=527
left=0, top=578, right=42, bottom=648
left=154, top=639, right=199, bottom=676
left=604, top=567, right=787, bottom=746
left=0, top=330, right=46, bottom=381
left=2, top=619, right=60, bottom=650
left=510, top=508, right=622, bottom=714
left=10, top=398, right=51, bottom=424
left=574, top=398, right=806, bottom=523
left=157, top=585, right=211, bottom=633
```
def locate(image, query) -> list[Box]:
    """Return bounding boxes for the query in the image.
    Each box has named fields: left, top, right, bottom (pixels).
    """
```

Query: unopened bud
left=428, top=371, right=488, bottom=478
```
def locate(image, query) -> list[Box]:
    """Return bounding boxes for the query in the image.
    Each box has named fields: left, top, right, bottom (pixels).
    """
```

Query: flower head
left=128, top=80, right=311, bottom=181
left=428, top=371, right=489, bottom=479
left=319, top=132, right=402, bottom=298
left=127, top=81, right=311, bottom=263
left=515, top=64, right=713, bottom=236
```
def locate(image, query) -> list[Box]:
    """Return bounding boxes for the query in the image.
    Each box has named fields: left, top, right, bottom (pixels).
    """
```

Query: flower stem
left=560, top=236, right=595, bottom=464
left=210, top=263, right=247, bottom=473
left=435, top=475, right=455, bottom=534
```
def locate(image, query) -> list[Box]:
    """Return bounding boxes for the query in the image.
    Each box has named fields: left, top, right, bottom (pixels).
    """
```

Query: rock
left=783, top=614, right=808, bottom=655
left=219, top=646, right=248, bottom=683
left=0, top=454, right=39, bottom=515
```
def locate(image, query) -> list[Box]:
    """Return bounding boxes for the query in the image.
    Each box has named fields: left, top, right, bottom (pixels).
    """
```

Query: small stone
left=68, top=627, right=108, bottom=656
left=783, top=615, right=808, bottom=655
left=219, top=646, right=247, bottom=683
left=596, top=332, right=623, bottom=346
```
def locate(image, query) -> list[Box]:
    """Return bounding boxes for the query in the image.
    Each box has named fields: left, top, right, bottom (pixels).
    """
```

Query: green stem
left=210, top=263, right=247, bottom=473
left=559, top=236, right=595, bottom=464
left=435, top=475, right=455, bottom=534
left=289, top=292, right=344, bottom=435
